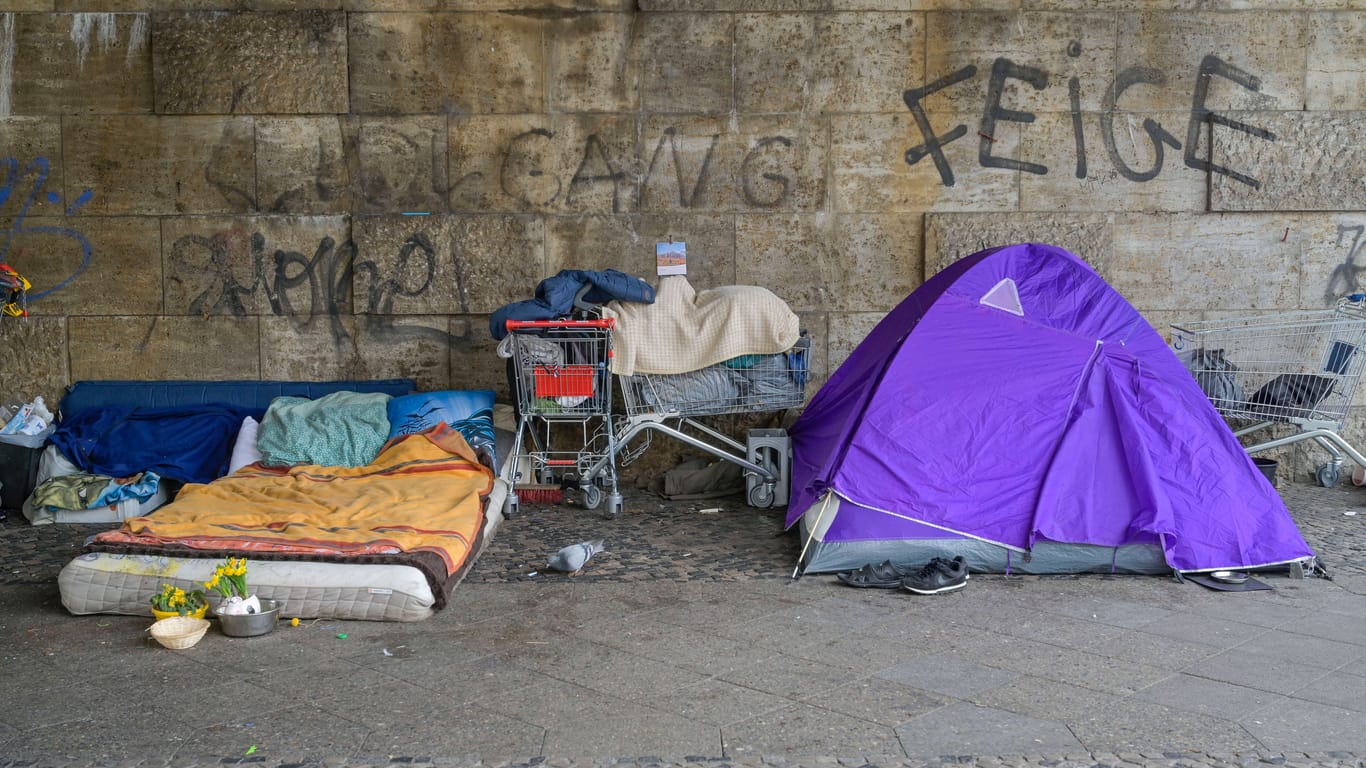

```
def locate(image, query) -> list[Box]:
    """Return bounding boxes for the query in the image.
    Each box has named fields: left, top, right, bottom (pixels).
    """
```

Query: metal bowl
left=216, top=599, right=282, bottom=637
left=1210, top=570, right=1250, bottom=585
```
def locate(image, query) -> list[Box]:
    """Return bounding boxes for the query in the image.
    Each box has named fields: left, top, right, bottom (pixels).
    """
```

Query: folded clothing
left=32, top=471, right=162, bottom=510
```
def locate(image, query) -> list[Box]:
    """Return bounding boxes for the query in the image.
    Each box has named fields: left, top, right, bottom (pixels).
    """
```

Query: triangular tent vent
left=980, top=278, right=1024, bottom=316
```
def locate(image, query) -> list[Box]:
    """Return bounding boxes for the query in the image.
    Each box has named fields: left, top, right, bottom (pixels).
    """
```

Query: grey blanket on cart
left=604, top=275, right=799, bottom=376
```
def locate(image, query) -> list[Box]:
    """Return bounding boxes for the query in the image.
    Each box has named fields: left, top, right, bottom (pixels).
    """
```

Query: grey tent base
left=795, top=520, right=1171, bottom=576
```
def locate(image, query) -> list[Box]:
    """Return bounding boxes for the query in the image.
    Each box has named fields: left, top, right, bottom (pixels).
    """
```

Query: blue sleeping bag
left=50, top=404, right=253, bottom=485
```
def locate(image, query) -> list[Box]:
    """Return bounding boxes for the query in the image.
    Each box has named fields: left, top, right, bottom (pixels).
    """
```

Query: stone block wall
left=1, top=2, right=1364, bottom=482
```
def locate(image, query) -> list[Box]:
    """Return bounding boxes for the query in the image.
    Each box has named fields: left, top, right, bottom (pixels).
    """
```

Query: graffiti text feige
left=904, top=53, right=1277, bottom=189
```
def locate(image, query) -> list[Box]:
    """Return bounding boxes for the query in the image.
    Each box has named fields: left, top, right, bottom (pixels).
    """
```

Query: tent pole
left=792, top=492, right=833, bottom=580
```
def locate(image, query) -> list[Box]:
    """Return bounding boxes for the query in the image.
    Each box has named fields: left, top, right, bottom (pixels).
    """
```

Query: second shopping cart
left=1171, top=295, right=1366, bottom=487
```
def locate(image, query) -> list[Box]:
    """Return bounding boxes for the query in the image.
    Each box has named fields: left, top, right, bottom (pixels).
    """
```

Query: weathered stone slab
left=924, top=11, right=1116, bottom=114
left=637, top=116, right=731, bottom=213
left=545, top=213, right=737, bottom=291
left=1307, top=12, right=1366, bottom=111
left=0, top=216, right=162, bottom=316
left=1030, top=0, right=1352, bottom=8
left=1115, top=12, right=1307, bottom=112
left=64, top=116, right=256, bottom=215
left=68, top=315, right=260, bottom=380
left=639, top=12, right=733, bottom=114
left=735, top=12, right=921, bottom=114
left=1210, top=112, right=1366, bottom=212
left=0, top=317, right=67, bottom=409
left=449, top=114, right=640, bottom=214
left=0, top=118, right=65, bottom=217
left=153, top=11, right=347, bottom=115
left=256, top=117, right=350, bottom=214
left=918, top=0, right=1031, bottom=8
left=352, top=214, right=544, bottom=315
left=1019, top=112, right=1206, bottom=213
left=832, top=112, right=1018, bottom=212
left=346, top=116, right=449, bottom=214
left=444, top=316, right=506, bottom=396
left=638, top=115, right=827, bottom=213
left=344, top=0, right=626, bottom=9
left=1296, top=214, right=1366, bottom=310
left=163, top=215, right=351, bottom=318
left=794, top=310, right=828, bottom=394
left=640, top=1, right=910, bottom=9
left=260, top=314, right=453, bottom=392
left=349, top=13, right=543, bottom=115
left=828, top=310, right=889, bottom=376
left=55, top=0, right=339, bottom=9
left=1110, top=213, right=1299, bottom=313
left=9, top=13, right=153, bottom=115
left=5, top=1, right=54, bottom=11
left=925, top=213, right=1113, bottom=278
left=736, top=213, right=921, bottom=313
left=548, top=12, right=640, bottom=114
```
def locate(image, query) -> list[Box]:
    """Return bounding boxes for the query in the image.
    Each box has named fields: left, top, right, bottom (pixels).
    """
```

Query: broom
left=514, top=484, right=563, bottom=504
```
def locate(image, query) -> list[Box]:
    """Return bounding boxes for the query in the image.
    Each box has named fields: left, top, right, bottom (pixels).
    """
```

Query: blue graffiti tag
left=0, top=156, right=94, bottom=300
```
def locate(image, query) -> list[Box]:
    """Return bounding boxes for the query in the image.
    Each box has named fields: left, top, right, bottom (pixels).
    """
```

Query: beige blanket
left=603, top=276, right=799, bottom=376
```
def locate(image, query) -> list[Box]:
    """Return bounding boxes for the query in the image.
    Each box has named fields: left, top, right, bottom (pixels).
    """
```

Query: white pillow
left=228, top=416, right=262, bottom=474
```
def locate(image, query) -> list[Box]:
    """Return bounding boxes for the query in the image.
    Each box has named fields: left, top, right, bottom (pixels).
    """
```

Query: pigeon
left=546, top=539, right=606, bottom=575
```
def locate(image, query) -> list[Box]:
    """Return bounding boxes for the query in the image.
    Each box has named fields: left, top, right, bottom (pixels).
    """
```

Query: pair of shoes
left=902, top=556, right=969, bottom=595
left=836, top=560, right=914, bottom=589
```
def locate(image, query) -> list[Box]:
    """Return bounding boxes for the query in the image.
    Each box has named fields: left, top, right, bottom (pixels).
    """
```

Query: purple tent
left=787, top=243, right=1314, bottom=575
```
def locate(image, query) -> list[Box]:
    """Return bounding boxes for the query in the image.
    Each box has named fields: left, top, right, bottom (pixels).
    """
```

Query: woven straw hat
left=148, top=616, right=210, bottom=649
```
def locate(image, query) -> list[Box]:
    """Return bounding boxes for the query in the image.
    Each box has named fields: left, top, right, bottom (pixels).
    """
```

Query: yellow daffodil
left=149, top=582, right=207, bottom=615
left=204, top=556, right=251, bottom=599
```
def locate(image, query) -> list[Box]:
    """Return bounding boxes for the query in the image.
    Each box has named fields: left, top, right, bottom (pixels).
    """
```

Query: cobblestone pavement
left=2, top=482, right=1365, bottom=768
left=0, top=750, right=1363, bottom=768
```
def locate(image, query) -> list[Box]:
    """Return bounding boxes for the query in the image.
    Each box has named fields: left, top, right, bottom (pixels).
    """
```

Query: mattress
left=59, top=477, right=506, bottom=622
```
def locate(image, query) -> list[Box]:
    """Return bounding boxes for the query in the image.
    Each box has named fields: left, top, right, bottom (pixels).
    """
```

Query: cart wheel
left=581, top=483, right=604, bottom=510
left=1317, top=463, right=1342, bottom=488
left=747, top=482, right=775, bottom=509
left=746, top=451, right=779, bottom=509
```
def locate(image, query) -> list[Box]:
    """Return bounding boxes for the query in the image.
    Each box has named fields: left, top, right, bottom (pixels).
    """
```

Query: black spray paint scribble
left=903, top=52, right=1276, bottom=189
left=462, top=126, right=800, bottom=211
left=1326, top=225, right=1366, bottom=303
left=169, top=230, right=470, bottom=351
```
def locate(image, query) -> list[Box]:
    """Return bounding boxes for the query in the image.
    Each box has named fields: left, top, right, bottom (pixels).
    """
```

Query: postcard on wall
left=657, top=241, right=687, bottom=276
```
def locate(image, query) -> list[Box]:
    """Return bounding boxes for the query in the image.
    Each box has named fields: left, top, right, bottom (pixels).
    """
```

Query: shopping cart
left=1171, top=295, right=1366, bottom=486
left=580, top=333, right=812, bottom=509
left=503, top=317, right=621, bottom=516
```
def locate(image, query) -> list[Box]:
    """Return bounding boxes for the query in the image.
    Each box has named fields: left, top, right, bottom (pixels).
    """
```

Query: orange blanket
left=92, top=423, right=493, bottom=577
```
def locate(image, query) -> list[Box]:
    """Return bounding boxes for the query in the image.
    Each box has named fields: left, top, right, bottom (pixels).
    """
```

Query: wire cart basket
left=580, top=332, right=812, bottom=509
left=503, top=317, right=621, bottom=516
left=1170, top=295, right=1366, bottom=487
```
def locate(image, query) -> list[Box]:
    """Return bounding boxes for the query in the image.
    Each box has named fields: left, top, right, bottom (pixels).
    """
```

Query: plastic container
left=0, top=427, right=52, bottom=511
left=1252, top=457, right=1278, bottom=486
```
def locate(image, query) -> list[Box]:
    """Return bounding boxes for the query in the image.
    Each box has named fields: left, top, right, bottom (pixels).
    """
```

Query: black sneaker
left=902, top=555, right=968, bottom=595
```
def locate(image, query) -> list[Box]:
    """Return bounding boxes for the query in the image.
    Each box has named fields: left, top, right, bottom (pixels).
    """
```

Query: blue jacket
left=489, top=269, right=655, bottom=339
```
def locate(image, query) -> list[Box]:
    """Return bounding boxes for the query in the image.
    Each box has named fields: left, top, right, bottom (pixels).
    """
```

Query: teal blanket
left=256, top=391, right=393, bottom=468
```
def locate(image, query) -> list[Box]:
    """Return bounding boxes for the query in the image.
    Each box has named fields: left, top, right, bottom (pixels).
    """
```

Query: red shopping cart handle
left=505, top=318, right=615, bottom=331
